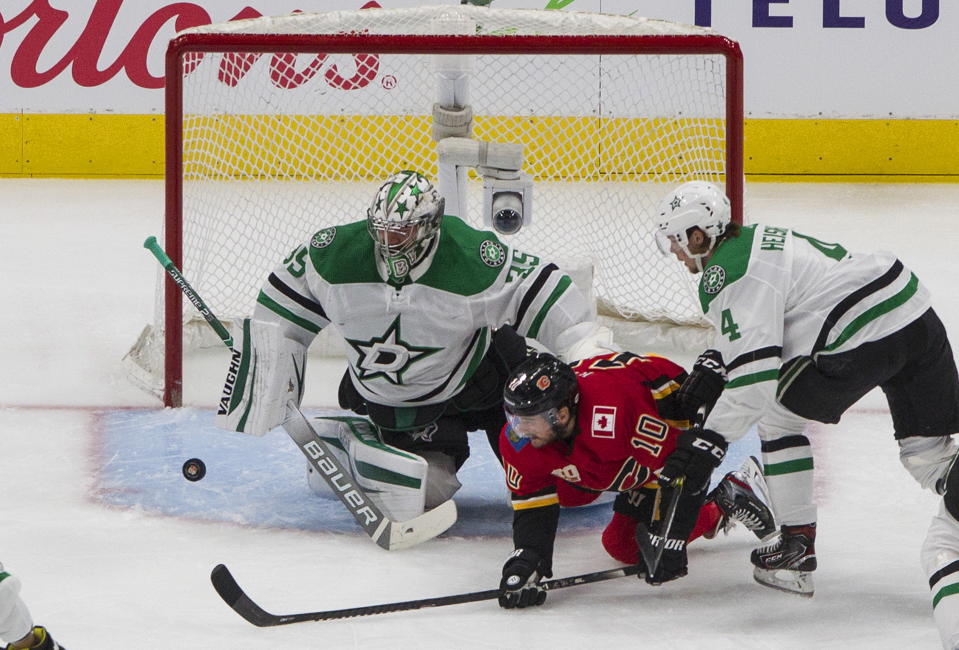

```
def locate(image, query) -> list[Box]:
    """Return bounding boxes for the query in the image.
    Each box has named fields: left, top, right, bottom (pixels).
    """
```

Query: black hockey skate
left=707, top=456, right=776, bottom=540
left=751, top=523, right=817, bottom=597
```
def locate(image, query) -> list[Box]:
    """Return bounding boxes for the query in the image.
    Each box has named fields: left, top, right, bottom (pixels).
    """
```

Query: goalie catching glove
left=499, top=548, right=549, bottom=609
left=215, top=318, right=307, bottom=436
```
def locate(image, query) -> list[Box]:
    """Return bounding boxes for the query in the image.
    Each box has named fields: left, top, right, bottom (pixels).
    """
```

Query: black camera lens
left=493, top=208, right=523, bottom=235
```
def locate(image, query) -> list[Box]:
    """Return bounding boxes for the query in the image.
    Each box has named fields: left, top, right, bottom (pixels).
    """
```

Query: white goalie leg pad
left=0, top=571, right=33, bottom=643
left=215, top=318, right=307, bottom=436
left=923, top=501, right=959, bottom=649
left=899, top=435, right=958, bottom=493
left=306, top=417, right=431, bottom=523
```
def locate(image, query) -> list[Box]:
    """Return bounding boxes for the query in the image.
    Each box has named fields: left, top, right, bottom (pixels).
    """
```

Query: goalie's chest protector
left=306, top=219, right=512, bottom=405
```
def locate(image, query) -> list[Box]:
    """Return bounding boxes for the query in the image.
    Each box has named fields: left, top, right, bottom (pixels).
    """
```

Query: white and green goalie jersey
left=701, top=224, right=931, bottom=441
left=252, top=216, right=598, bottom=409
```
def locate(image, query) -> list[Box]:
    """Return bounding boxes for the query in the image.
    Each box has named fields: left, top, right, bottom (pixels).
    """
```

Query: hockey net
left=128, top=5, right=743, bottom=406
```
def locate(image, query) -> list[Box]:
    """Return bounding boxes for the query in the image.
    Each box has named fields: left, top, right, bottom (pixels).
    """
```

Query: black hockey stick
left=143, top=236, right=456, bottom=550
left=634, top=476, right=685, bottom=577
left=211, top=561, right=642, bottom=626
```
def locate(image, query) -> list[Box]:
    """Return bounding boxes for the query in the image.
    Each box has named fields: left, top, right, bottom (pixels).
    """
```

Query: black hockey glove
left=499, top=548, right=547, bottom=609
left=676, top=349, right=727, bottom=424
left=659, top=427, right=728, bottom=495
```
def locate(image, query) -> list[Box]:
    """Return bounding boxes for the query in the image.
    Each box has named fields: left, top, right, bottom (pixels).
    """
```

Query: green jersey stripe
left=527, top=275, right=572, bottom=340
left=456, top=327, right=490, bottom=392
left=933, top=582, right=959, bottom=609
left=257, top=291, right=323, bottom=334
left=822, top=273, right=920, bottom=353
left=726, top=369, right=779, bottom=389
left=764, top=457, right=814, bottom=476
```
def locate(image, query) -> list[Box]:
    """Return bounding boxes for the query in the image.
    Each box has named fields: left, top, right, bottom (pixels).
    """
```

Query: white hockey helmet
left=367, top=170, right=445, bottom=260
left=654, top=180, right=731, bottom=272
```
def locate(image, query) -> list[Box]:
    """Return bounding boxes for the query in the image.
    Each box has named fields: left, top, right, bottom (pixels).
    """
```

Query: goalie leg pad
left=306, top=417, right=430, bottom=522
left=215, top=318, right=307, bottom=436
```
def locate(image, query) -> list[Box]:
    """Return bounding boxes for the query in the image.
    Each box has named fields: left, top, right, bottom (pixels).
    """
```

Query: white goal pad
left=306, top=416, right=430, bottom=523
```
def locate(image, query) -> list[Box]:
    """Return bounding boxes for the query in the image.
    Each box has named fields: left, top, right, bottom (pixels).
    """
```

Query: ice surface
left=2, top=179, right=958, bottom=648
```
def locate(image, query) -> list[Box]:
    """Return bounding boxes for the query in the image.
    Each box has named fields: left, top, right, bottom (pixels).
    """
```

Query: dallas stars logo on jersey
left=345, top=316, right=441, bottom=385
left=702, top=265, right=727, bottom=294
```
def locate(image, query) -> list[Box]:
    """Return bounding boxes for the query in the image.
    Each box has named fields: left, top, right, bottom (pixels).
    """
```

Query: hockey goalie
left=214, top=169, right=618, bottom=526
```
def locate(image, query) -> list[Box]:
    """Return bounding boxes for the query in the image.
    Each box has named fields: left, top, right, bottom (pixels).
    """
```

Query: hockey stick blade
left=634, top=522, right=658, bottom=574
left=211, top=562, right=642, bottom=627
left=635, top=476, right=685, bottom=577
left=283, top=404, right=457, bottom=550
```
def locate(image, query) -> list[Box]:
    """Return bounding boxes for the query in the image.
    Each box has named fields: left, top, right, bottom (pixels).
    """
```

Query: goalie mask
left=503, top=353, right=579, bottom=446
left=654, top=180, right=731, bottom=273
left=367, top=170, right=445, bottom=277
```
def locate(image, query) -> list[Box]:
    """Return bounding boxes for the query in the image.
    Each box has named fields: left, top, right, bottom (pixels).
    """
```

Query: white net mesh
left=129, top=6, right=740, bottom=399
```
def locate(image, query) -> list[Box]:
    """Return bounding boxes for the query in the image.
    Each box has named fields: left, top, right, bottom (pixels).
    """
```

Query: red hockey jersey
left=499, top=352, right=689, bottom=512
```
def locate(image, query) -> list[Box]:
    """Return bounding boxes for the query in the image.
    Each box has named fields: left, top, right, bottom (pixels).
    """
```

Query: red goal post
left=147, top=6, right=743, bottom=407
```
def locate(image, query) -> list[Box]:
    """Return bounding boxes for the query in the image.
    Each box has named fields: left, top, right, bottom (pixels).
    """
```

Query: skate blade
left=753, top=567, right=815, bottom=598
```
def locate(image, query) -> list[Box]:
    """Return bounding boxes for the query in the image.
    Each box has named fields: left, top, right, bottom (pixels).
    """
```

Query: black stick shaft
left=211, top=562, right=640, bottom=626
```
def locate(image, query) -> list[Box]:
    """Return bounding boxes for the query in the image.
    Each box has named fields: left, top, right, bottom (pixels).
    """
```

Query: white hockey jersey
left=701, top=224, right=931, bottom=441
left=252, top=216, right=602, bottom=409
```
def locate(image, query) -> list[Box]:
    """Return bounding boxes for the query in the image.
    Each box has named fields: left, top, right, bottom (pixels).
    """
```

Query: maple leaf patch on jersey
left=591, top=405, right=616, bottom=438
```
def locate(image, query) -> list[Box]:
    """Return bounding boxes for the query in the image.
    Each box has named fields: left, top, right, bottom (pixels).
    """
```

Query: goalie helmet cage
left=153, top=5, right=743, bottom=407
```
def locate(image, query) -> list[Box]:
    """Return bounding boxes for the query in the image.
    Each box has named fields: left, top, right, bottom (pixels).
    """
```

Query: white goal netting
left=128, top=5, right=743, bottom=404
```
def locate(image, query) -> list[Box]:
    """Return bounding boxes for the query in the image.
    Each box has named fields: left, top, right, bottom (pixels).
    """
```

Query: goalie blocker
left=216, top=318, right=306, bottom=437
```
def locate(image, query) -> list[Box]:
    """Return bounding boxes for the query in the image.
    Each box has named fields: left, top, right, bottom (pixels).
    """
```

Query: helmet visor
left=505, top=407, right=560, bottom=439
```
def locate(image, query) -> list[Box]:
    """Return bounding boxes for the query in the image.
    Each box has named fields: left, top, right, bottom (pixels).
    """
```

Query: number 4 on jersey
left=721, top=308, right=741, bottom=341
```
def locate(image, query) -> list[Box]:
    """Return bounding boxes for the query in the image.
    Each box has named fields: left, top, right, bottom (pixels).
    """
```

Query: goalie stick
left=211, top=561, right=642, bottom=626
left=143, top=236, right=457, bottom=550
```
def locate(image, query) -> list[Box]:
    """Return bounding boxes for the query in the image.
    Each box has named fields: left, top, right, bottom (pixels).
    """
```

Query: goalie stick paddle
left=143, top=236, right=457, bottom=550
left=211, top=562, right=642, bottom=627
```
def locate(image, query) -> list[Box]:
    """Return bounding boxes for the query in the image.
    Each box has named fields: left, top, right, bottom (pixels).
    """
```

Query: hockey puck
left=182, top=458, right=206, bottom=482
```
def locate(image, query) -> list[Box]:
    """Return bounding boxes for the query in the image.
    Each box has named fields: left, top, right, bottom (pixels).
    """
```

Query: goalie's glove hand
left=499, top=548, right=547, bottom=609
left=659, top=427, right=728, bottom=495
left=676, top=349, right=727, bottom=424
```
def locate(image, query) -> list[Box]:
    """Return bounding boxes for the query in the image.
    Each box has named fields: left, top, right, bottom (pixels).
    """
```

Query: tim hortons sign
left=0, top=0, right=381, bottom=91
